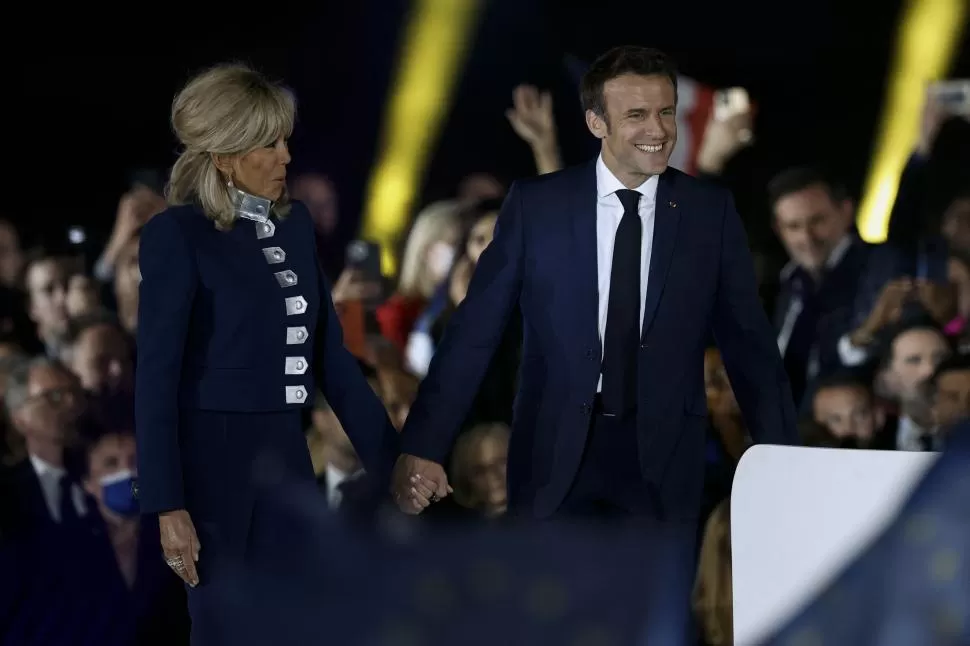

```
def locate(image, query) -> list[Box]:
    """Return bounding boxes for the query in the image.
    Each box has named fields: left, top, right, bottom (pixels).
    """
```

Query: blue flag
left=764, top=420, right=970, bottom=645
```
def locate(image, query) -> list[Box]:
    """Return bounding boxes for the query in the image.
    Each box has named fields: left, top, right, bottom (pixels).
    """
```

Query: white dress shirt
left=595, top=155, right=659, bottom=392
left=776, top=235, right=852, bottom=360
left=895, top=416, right=938, bottom=452
left=29, top=453, right=87, bottom=522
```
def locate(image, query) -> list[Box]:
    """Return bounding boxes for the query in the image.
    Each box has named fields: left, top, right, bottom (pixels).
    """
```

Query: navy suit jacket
left=400, top=161, right=798, bottom=519
left=134, top=200, right=398, bottom=515
left=0, top=459, right=55, bottom=538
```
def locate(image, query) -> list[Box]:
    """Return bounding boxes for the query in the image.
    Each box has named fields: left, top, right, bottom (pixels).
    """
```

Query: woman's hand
left=331, top=268, right=382, bottom=305
left=915, top=279, right=957, bottom=325
left=159, top=509, right=201, bottom=587
left=850, top=279, right=912, bottom=346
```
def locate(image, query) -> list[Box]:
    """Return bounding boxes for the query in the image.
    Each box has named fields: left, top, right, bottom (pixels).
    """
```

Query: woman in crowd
left=692, top=500, right=733, bottom=646
left=375, top=200, right=463, bottom=351
left=135, top=63, right=414, bottom=645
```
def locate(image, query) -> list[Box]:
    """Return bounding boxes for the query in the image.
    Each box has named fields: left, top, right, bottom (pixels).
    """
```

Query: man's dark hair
left=580, top=46, right=678, bottom=121
left=929, top=352, right=970, bottom=388
left=952, top=184, right=970, bottom=202
left=766, top=167, right=848, bottom=210
left=876, top=317, right=949, bottom=371
left=64, top=312, right=128, bottom=348
left=813, top=373, right=873, bottom=398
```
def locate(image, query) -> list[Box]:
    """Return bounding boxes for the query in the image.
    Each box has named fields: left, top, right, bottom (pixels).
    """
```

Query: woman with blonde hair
left=692, top=500, right=734, bottom=645
left=375, top=200, right=463, bottom=351
left=134, top=63, right=406, bottom=645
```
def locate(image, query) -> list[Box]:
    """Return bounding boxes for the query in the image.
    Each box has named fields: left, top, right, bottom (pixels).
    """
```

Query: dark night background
left=8, top=0, right=970, bottom=258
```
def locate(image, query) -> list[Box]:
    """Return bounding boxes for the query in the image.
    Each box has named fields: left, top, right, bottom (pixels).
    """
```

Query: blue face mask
left=101, top=470, right=139, bottom=518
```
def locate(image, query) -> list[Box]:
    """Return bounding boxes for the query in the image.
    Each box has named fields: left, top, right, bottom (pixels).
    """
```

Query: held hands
left=390, top=454, right=453, bottom=514
left=159, top=509, right=201, bottom=587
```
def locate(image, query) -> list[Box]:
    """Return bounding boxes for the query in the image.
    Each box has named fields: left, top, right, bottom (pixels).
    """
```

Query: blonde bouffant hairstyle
left=166, top=63, right=296, bottom=230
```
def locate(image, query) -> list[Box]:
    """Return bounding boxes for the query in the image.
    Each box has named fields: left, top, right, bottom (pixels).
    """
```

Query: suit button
left=585, top=348, right=595, bottom=360
left=581, top=403, right=591, bottom=416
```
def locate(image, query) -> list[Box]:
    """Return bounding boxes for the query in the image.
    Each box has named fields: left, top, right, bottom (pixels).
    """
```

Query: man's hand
left=390, top=454, right=452, bottom=514
left=159, top=509, right=201, bottom=587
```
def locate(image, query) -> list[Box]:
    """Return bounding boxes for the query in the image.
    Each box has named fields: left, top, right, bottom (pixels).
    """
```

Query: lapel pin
left=668, top=201, right=677, bottom=208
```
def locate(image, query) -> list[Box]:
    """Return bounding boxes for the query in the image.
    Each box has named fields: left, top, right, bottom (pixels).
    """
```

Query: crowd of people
left=0, top=49, right=967, bottom=645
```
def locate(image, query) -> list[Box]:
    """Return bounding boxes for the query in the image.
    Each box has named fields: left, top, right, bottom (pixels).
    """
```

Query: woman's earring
left=226, top=175, right=234, bottom=189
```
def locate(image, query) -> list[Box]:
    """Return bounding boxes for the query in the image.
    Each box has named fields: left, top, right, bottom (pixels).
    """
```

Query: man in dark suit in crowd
left=391, top=46, right=799, bottom=641
left=0, top=357, right=88, bottom=539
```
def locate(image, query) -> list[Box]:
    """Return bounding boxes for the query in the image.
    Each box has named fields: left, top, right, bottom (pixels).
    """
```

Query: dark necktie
left=600, top=189, right=642, bottom=415
left=59, top=473, right=79, bottom=526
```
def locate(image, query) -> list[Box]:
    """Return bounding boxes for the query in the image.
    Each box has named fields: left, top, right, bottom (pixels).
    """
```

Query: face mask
left=427, top=242, right=456, bottom=281
left=100, top=469, right=139, bottom=518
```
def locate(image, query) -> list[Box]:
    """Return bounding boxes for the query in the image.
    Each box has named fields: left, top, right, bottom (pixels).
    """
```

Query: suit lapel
left=570, top=160, right=601, bottom=351
left=15, top=460, right=52, bottom=524
left=640, top=170, right=682, bottom=339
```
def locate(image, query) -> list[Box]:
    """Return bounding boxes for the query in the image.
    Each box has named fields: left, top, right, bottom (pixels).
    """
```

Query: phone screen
left=67, top=226, right=87, bottom=245
left=345, top=240, right=384, bottom=310
left=346, top=240, right=382, bottom=282
left=929, top=80, right=970, bottom=116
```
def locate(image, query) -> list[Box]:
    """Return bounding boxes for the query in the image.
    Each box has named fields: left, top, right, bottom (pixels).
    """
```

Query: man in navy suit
left=392, top=46, right=798, bottom=638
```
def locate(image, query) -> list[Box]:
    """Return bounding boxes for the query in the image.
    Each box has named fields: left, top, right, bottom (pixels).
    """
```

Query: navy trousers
left=557, top=406, right=699, bottom=646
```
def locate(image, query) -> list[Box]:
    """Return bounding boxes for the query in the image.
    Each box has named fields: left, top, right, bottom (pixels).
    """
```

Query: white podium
left=730, top=445, right=938, bottom=645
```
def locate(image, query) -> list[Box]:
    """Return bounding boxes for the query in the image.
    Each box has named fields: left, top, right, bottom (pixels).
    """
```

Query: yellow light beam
left=361, top=0, right=483, bottom=275
left=856, top=0, right=967, bottom=243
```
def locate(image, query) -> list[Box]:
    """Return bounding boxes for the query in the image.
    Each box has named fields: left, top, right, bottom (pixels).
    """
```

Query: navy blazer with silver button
left=133, top=200, right=398, bottom=515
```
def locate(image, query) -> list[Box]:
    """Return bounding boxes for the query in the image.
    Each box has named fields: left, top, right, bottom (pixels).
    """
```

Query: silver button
left=285, top=385, right=307, bottom=404
left=274, top=270, right=298, bottom=287
left=262, top=247, right=286, bottom=264
left=284, top=295, right=307, bottom=315
left=257, top=220, right=276, bottom=239
left=285, top=356, right=309, bottom=375
left=286, top=326, right=308, bottom=344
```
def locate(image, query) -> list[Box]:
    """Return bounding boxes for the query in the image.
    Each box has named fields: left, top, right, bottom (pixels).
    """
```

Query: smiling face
left=585, top=73, right=677, bottom=187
